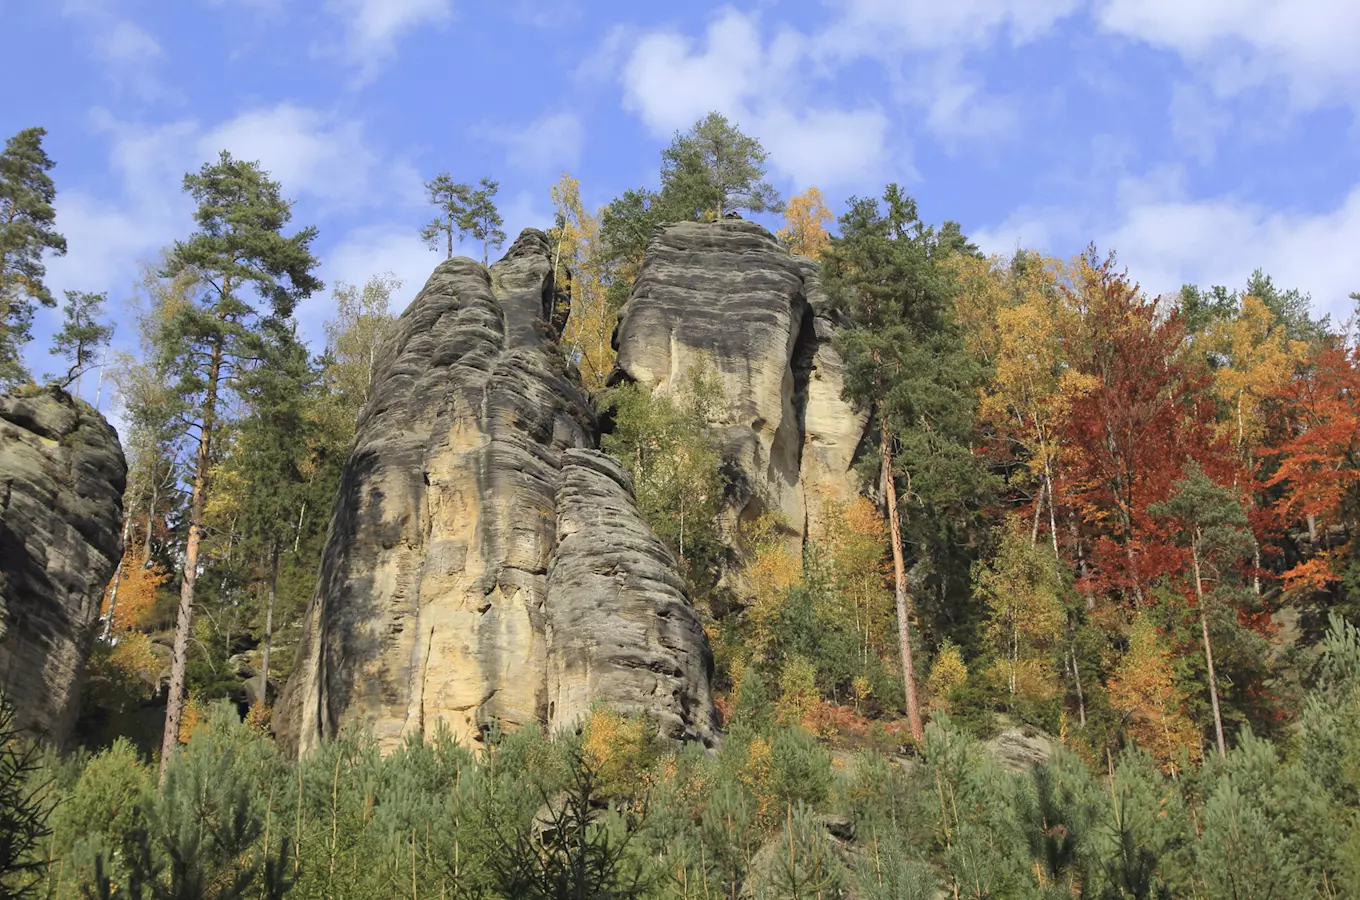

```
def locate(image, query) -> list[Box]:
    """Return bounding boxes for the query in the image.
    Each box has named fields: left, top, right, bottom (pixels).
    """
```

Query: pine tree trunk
left=159, top=334, right=223, bottom=781
left=259, top=541, right=279, bottom=707
left=881, top=417, right=923, bottom=743
left=446, top=214, right=453, bottom=260
left=1191, top=532, right=1227, bottom=759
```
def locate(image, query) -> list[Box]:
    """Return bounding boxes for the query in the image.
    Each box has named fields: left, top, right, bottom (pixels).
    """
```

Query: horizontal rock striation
left=0, top=385, right=126, bottom=746
left=278, top=230, right=717, bottom=755
left=614, top=219, right=868, bottom=554
left=546, top=449, right=718, bottom=746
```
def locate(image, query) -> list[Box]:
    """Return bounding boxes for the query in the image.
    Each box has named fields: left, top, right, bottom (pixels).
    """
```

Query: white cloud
left=475, top=113, right=585, bottom=174
left=198, top=105, right=382, bottom=208
left=61, top=0, right=169, bottom=99
left=1097, top=0, right=1360, bottom=109
left=753, top=107, right=893, bottom=188
left=326, top=0, right=453, bottom=76
left=972, top=177, right=1360, bottom=323
left=619, top=10, right=890, bottom=188
left=40, top=103, right=417, bottom=349
left=1102, top=188, right=1360, bottom=320
left=300, top=225, right=443, bottom=341
left=98, top=19, right=162, bottom=63
left=820, top=0, right=1080, bottom=57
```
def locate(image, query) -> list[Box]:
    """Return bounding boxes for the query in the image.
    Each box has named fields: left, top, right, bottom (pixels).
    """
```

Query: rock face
left=0, top=385, right=126, bottom=746
left=546, top=449, right=717, bottom=745
left=277, top=231, right=718, bottom=754
left=614, top=220, right=867, bottom=553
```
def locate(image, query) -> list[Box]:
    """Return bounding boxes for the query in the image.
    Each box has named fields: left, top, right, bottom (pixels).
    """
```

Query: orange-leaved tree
left=1266, top=340, right=1360, bottom=595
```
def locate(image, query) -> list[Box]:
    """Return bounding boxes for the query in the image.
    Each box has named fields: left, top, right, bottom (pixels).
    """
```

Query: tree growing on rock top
left=420, top=174, right=504, bottom=264
left=599, top=113, right=782, bottom=311
left=661, top=111, right=782, bottom=222
left=154, top=150, right=321, bottom=782
left=420, top=173, right=471, bottom=259
left=48, top=289, right=112, bottom=393
left=0, top=127, right=67, bottom=387
left=463, top=176, right=506, bottom=265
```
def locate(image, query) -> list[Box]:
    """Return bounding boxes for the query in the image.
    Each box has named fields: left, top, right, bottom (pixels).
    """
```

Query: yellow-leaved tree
left=823, top=497, right=896, bottom=666
left=974, top=515, right=1066, bottom=703
left=1205, top=294, right=1309, bottom=463
left=1204, top=295, right=1308, bottom=593
left=1107, top=614, right=1203, bottom=772
left=977, top=253, right=1094, bottom=555
left=776, top=187, right=833, bottom=259
left=551, top=173, right=615, bottom=391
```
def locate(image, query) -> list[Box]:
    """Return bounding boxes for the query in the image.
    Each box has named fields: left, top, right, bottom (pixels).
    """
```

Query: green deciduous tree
left=0, top=127, right=67, bottom=386
left=322, top=272, right=400, bottom=424
left=602, top=366, right=727, bottom=594
left=974, top=515, right=1066, bottom=706
left=155, top=150, right=321, bottom=780
left=48, top=289, right=112, bottom=392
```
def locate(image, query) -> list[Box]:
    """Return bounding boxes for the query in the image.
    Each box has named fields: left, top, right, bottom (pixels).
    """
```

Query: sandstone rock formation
left=613, top=219, right=868, bottom=552
left=546, top=449, right=717, bottom=745
left=0, top=385, right=126, bottom=746
left=277, top=231, right=718, bottom=754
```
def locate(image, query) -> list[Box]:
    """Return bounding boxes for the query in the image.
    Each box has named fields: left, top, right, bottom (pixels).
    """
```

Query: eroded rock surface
left=0, top=386, right=126, bottom=746
left=614, top=219, right=868, bottom=551
left=546, top=449, right=718, bottom=745
left=278, top=231, right=717, bottom=754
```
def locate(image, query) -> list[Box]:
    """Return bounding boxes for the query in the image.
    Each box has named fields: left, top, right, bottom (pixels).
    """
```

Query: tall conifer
left=155, top=151, right=320, bottom=779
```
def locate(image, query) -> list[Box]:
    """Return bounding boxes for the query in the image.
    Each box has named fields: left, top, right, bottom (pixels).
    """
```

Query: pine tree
left=419, top=173, right=470, bottom=259
left=0, top=696, right=52, bottom=898
left=1149, top=463, right=1257, bottom=759
left=155, top=151, right=320, bottom=781
left=463, top=177, right=505, bottom=266
left=48, top=289, right=112, bottom=392
left=822, top=185, right=987, bottom=743
left=0, top=127, right=67, bottom=386
left=227, top=322, right=317, bottom=707
left=661, top=112, right=782, bottom=221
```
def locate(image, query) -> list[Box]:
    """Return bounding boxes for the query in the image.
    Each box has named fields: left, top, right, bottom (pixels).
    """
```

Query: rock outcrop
left=546, top=449, right=717, bottom=745
left=277, top=231, right=718, bottom=754
left=613, top=219, right=867, bottom=553
left=0, top=385, right=126, bottom=746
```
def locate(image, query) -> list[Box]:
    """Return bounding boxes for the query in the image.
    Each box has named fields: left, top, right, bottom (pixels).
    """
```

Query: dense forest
left=2, top=108, right=1360, bottom=897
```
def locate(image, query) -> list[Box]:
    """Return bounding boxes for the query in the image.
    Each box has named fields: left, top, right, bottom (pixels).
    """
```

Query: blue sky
left=4, top=0, right=1359, bottom=401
